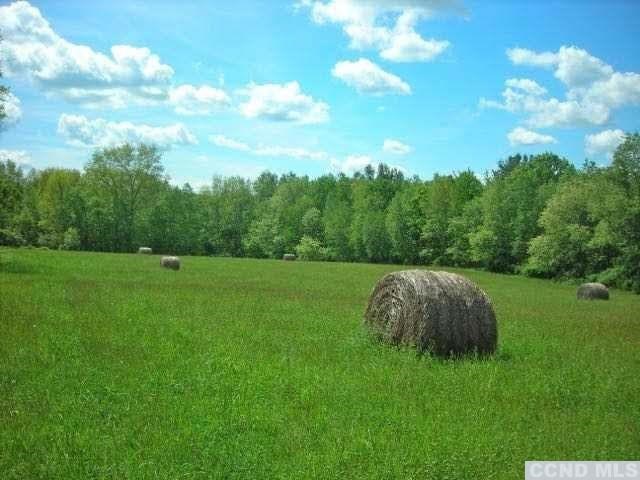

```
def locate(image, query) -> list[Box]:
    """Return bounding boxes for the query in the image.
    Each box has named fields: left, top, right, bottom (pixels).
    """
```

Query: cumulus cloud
left=383, top=138, right=412, bottom=154
left=298, top=0, right=460, bottom=62
left=168, top=85, right=231, bottom=115
left=238, top=81, right=329, bottom=124
left=332, top=58, right=411, bottom=95
left=210, top=134, right=328, bottom=161
left=0, top=92, right=22, bottom=131
left=585, top=129, right=625, bottom=157
left=480, top=78, right=609, bottom=128
left=0, top=1, right=173, bottom=107
left=507, top=127, right=557, bottom=146
left=507, top=46, right=613, bottom=87
left=483, top=46, right=640, bottom=129
left=0, top=149, right=32, bottom=166
left=57, top=114, right=197, bottom=148
left=0, top=1, right=230, bottom=113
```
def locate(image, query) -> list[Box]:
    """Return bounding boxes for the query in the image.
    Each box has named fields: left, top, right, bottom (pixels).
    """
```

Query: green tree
left=609, top=133, right=640, bottom=291
left=243, top=214, right=285, bottom=259
left=323, top=175, right=352, bottom=261
left=470, top=153, right=574, bottom=272
left=386, top=183, right=422, bottom=264
left=206, top=176, right=255, bottom=256
left=84, top=144, right=164, bottom=252
left=301, top=207, right=323, bottom=240
left=35, top=168, right=83, bottom=248
left=0, top=160, right=24, bottom=232
left=419, top=171, right=482, bottom=265
left=525, top=172, right=625, bottom=279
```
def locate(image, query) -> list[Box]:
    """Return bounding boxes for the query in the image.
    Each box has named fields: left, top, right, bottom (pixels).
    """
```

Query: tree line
left=1, top=135, right=639, bottom=292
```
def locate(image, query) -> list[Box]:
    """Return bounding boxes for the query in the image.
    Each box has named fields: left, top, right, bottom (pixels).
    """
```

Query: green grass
left=1, top=248, right=639, bottom=479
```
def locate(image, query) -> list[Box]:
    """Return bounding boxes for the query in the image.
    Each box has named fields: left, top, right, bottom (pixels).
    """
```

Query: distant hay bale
left=160, top=256, right=180, bottom=270
left=138, top=247, right=152, bottom=254
left=577, top=282, right=609, bottom=300
left=364, top=270, right=497, bottom=357
left=283, top=254, right=296, bottom=261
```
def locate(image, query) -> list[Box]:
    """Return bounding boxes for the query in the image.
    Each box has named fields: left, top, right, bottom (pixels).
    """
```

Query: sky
left=0, top=0, right=639, bottom=187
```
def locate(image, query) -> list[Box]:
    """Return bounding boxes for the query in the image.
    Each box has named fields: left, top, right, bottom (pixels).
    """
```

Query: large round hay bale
left=364, top=270, right=497, bottom=357
left=577, top=282, right=609, bottom=300
left=283, top=253, right=296, bottom=261
left=160, top=256, right=180, bottom=270
left=138, top=247, right=152, bottom=254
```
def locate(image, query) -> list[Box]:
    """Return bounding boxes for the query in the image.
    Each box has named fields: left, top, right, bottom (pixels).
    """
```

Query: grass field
left=1, top=248, right=639, bottom=479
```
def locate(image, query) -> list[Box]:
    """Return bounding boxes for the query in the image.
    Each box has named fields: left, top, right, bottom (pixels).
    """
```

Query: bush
left=37, top=232, right=61, bottom=249
left=61, top=227, right=81, bottom=251
left=0, top=228, right=25, bottom=247
left=295, top=235, right=328, bottom=261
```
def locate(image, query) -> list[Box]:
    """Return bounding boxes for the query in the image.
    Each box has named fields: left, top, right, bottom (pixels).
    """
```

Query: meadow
left=1, top=248, right=639, bottom=479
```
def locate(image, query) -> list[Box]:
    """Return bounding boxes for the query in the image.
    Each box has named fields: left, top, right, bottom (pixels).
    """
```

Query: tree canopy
left=1, top=136, right=639, bottom=292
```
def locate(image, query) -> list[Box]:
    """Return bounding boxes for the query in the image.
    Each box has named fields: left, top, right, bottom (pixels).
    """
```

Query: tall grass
left=1, top=248, right=639, bottom=479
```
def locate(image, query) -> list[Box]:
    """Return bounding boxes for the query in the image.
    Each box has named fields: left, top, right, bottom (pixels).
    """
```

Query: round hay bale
left=577, top=282, right=609, bottom=300
left=160, top=256, right=180, bottom=271
left=364, top=270, right=497, bottom=357
left=283, top=253, right=296, bottom=261
left=138, top=247, right=152, bottom=254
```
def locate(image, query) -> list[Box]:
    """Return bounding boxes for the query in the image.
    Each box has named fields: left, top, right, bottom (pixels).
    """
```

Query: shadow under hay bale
left=138, top=247, right=152, bottom=254
left=577, top=282, right=609, bottom=300
left=160, top=256, right=180, bottom=270
left=364, top=270, right=497, bottom=357
left=283, top=254, right=296, bottom=261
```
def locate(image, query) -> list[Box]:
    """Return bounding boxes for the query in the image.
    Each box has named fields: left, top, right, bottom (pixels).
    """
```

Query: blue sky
left=1, top=0, right=639, bottom=187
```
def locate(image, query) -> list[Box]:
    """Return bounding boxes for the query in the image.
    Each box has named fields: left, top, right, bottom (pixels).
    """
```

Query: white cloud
left=0, top=1, right=231, bottom=113
left=506, top=48, right=558, bottom=69
left=330, top=153, right=407, bottom=175
left=238, top=81, right=329, bottom=124
left=330, top=154, right=375, bottom=174
left=0, top=1, right=172, bottom=107
left=332, top=58, right=411, bottom=95
left=480, top=82, right=609, bottom=127
left=0, top=92, right=22, bottom=130
left=168, top=85, right=231, bottom=115
left=504, top=78, right=546, bottom=96
left=507, top=46, right=613, bottom=88
left=210, top=134, right=328, bottom=161
left=57, top=114, right=197, bottom=148
left=383, top=138, right=412, bottom=154
left=507, top=127, right=557, bottom=146
left=585, top=129, right=625, bottom=157
left=299, top=0, right=459, bottom=62
left=210, top=134, right=252, bottom=152
left=481, top=47, right=640, bottom=129
left=0, top=149, right=31, bottom=166
left=379, top=10, right=450, bottom=62
left=172, top=159, right=267, bottom=187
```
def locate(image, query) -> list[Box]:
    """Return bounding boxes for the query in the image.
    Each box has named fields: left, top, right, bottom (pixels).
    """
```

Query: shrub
left=295, top=235, right=328, bottom=261
left=61, top=227, right=81, bottom=251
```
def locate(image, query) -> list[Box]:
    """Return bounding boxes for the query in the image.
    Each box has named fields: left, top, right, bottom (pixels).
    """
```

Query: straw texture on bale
left=283, top=254, right=296, bottom=261
left=577, top=282, right=609, bottom=300
left=138, top=247, right=152, bottom=254
left=364, top=270, right=497, bottom=357
left=160, top=256, right=180, bottom=270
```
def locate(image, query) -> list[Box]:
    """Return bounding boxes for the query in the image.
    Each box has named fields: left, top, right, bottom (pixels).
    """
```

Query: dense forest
left=1, top=134, right=639, bottom=292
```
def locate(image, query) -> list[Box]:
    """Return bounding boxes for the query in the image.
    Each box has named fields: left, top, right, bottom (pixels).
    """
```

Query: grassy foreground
left=1, top=249, right=639, bottom=479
